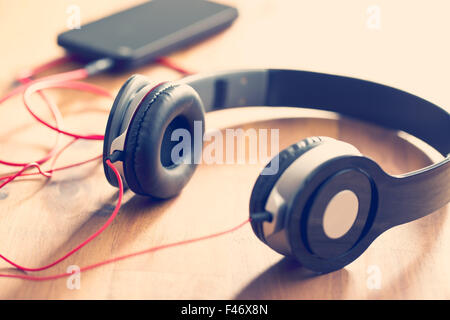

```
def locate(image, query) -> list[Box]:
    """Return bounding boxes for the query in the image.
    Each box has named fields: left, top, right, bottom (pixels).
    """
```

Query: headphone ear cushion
left=123, top=82, right=205, bottom=199
left=249, top=136, right=325, bottom=241
left=103, top=74, right=154, bottom=187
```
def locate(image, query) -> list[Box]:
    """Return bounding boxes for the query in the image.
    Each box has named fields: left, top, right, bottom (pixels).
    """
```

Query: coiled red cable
left=0, top=159, right=123, bottom=272
left=0, top=56, right=250, bottom=282
left=23, top=80, right=111, bottom=140
left=0, top=78, right=65, bottom=167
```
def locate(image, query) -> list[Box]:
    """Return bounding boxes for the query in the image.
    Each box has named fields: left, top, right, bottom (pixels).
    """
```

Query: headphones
left=103, top=69, right=449, bottom=273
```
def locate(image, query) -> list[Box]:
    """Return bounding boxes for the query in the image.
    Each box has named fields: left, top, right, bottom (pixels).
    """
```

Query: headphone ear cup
left=103, top=74, right=154, bottom=187
left=249, top=136, right=326, bottom=241
left=123, top=82, right=205, bottom=199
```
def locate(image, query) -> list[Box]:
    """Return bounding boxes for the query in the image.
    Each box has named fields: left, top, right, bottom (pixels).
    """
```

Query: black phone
left=57, top=0, right=238, bottom=71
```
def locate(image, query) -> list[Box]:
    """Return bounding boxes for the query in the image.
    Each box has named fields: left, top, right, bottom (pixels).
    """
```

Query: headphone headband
left=181, top=69, right=450, bottom=228
left=182, top=69, right=449, bottom=156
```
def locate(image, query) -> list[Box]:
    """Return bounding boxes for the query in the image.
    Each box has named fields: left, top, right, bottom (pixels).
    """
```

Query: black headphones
left=103, top=69, right=449, bottom=273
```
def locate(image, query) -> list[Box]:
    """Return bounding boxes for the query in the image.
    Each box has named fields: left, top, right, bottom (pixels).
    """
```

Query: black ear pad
left=249, top=137, right=325, bottom=242
left=123, top=82, right=205, bottom=199
left=103, top=74, right=154, bottom=187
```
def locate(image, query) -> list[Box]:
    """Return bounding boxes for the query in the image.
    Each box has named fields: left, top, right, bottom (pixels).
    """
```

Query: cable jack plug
left=250, top=211, right=273, bottom=223
left=85, top=58, right=114, bottom=76
left=106, top=150, right=124, bottom=163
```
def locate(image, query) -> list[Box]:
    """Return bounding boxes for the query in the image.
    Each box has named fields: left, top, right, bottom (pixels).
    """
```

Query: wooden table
left=0, top=0, right=449, bottom=299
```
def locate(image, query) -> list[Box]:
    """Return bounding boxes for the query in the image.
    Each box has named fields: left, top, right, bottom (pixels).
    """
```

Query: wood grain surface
left=0, top=0, right=449, bottom=299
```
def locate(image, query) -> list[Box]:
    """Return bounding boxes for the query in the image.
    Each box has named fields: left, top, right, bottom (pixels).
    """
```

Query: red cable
left=0, top=163, right=51, bottom=189
left=0, top=70, right=89, bottom=167
left=0, top=68, right=109, bottom=184
left=0, top=78, right=64, bottom=167
left=156, top=57, right=193, bottom=76
left=0, top=159, right=123, bottom=272
left=0, top=64, right=109, bottom=181
left=0, top=217, right=250, bottom=281
left=0, top=138, right=82, bottom=188
left=0, top=56, right=227, bottom=282
left=22, top=80, right=112, bottom=140
left=16, top=55, right=74, bottom=82
left=0, top=68, right=89, bottom=105
left=13, top=58, right=187, bottom=147
left=0, top=154, right=102, bottom=183
left=0, top=160, right=250, bottom=281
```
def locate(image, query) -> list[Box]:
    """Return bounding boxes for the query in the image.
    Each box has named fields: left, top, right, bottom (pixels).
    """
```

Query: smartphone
left=57, top=0, right=238, bottom=71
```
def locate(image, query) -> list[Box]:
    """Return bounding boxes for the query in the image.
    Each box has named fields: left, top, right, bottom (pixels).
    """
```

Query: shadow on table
left=235, top=258, right=350, bottom=299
